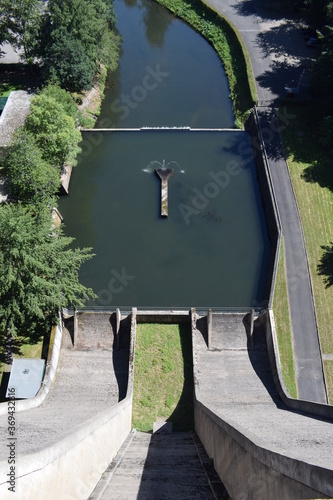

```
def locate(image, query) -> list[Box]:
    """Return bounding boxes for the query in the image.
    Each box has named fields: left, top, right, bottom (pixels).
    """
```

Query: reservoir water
left=59, top=0, right=270, bottom=309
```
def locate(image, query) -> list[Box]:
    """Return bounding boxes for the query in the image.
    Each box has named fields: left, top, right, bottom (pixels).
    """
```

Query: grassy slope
left=281, top=105, right=333, bottom=402
left=273, top=238, right=297, bottom=398
left=132, top=323, right=194, bottom=432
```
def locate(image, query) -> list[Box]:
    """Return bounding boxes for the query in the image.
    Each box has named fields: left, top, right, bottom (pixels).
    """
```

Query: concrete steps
left=89, top=431, right=227, bottom=499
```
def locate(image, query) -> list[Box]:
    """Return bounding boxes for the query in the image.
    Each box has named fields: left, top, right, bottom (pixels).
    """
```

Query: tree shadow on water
left=318, top=244, right=333, bottom=288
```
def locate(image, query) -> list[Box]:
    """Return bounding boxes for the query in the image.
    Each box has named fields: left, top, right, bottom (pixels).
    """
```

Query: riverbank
left=153, top=0, right=257, bottom=125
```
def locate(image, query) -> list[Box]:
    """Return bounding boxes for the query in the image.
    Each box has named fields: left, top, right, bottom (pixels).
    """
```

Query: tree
left=0, top=0, right=42, bottom=63
left=41, top=84, right=78, bottom=121
left=40, top=0, right=118, bottom=91
left=42, top=29, right=95, bottom=92
left=0, top=203, right=95, bottom=359
left=25, top=93, right=82, bottom=167
left=4, top=130, right=60, bottom=204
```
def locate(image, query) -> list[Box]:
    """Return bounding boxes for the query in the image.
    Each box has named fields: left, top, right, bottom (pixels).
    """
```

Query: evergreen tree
left=0, top=204, right=95, bottom=357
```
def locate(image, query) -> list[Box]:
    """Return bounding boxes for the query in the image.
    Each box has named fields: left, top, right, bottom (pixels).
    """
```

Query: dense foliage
left=0, top=0, right=120, bottom=92
left=3, top=130, right=60, bottom=205
left=0, top=0, right=42, bottom=63
left=40, top=0, right=118, bottom=91
left=4, top=85, right=82, bottom=205
left=25, top=93, right=82, bottom=167
left=0, top=204, right=95, bottom=342
left=1, top=85, right=95, bottom=351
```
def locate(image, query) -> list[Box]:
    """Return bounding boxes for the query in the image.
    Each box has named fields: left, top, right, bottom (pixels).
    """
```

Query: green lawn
left=132, top=323, right=194, bottom=432
left=0, top=83, right=22, bottom=97
left=273, top=238, right=297, bottom=398
left=281, top=105, right=333, bottom=402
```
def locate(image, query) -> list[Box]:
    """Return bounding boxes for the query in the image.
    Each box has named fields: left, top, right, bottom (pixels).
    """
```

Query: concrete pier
left=155, top=168, right=174, bottom=217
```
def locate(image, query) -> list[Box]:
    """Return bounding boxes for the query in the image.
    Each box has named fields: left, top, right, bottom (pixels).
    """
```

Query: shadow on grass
left=0, top=316, right=53, bottom=365
left=280, top=105, right=333, bottom=193
left=167, top=322, right=194, bottom=431
left=318, top=244, right=333, bottom=289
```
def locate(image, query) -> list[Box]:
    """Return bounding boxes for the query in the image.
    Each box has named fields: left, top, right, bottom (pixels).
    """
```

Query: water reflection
left=143, top=1, right=173, bottom=47
left=96, top=0, right=234, bottom=128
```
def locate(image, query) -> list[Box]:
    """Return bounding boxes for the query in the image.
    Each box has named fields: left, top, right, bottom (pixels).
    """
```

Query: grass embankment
left=132, top=323, right=194, bottom=432
left=273, top=238, right=297, bottom=398
left=281, top=105, right=333, bottom=402
left=154, top=0, right=257, bottom=126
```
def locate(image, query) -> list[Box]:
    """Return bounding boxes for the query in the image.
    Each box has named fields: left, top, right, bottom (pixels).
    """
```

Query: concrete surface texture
left=0, top=313, right=129, bottom=459
left=89, top=431, right=227, bottom=500
left=0, top=91, right=33, bottom=148
left=194, top=313, right=333, bottom=496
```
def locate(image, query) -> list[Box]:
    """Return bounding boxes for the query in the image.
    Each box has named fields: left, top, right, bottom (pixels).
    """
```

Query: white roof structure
left=6, top=358, right=45, bottom=399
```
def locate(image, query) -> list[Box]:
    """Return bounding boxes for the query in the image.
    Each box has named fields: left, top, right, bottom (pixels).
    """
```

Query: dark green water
left=59, top=130, right=270, bottom=308
left=96, top=0, right=234, bottom=128
left=59, top=0, right=270, bottom=308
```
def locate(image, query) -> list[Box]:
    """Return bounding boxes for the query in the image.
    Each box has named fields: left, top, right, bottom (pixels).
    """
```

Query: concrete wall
left=0, top=308, right=137, bottom=499
left=192, top=310, right=332, bottom=499
left=245, top=110, right=281, bottom=309
left=0, top=315, right=63, bottom=416
left=265, top=310, right=333, bottom=419
left=194, top=401, right=330, bottom=500
left=0, top=400, right=132, bottom=500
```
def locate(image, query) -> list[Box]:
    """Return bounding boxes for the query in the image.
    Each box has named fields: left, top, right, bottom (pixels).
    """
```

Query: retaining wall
left=192, top=310, right=333, bottom=499
left=0, top=315, right=63, bottom=416
left=194, top=400, right=330, bottom=499
left=245, top=110, right=281, bottom=309
left=264, top=310, right=333, bottom=419
left=0, top=309, right=137, bottom=499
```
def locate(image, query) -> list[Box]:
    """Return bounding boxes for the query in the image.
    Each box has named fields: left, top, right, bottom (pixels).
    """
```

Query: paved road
left=0, top=43, right=22, bottom=64
left=204, top=0, right=327, bottom=403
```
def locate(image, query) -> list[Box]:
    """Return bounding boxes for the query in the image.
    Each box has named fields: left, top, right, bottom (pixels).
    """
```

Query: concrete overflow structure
left=155, top=167, right=174, bottom=217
